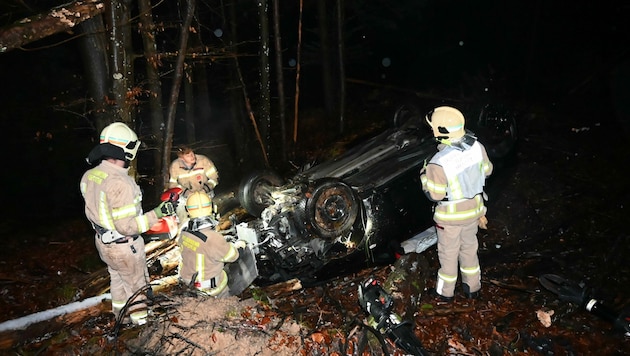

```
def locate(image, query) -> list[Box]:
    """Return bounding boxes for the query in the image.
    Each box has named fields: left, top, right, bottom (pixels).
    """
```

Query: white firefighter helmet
left=186, top=191, right=213, bottom=219
left=100, top=122, right=140, bottom=161
left=426, top=106, right=466, bottom=140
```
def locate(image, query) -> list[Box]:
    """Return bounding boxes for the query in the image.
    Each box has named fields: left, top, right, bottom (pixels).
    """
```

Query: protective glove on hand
left=233, top=240, right=247, bottom=249
left=154, top=201, right=175, bottom=219
left=478, top=215, right=488, bottom=230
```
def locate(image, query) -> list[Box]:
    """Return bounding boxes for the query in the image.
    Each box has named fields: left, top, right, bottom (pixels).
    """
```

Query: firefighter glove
left=233, top=240, right=247, bottom=249
left=154, top=201, right=175, bottom=219
left=478, top=215, right=488, bottom=230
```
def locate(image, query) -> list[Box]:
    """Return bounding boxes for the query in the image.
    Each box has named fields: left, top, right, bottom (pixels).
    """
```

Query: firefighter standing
left=80, top=122, right=176, bottom=325
left=420, top=106, right=493, bottom=302
left=178, top=191, right=245, bottom=298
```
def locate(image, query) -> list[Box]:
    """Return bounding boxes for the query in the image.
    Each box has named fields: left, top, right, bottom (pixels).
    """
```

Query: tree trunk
left=336, top=0, right=346, bottom=135
left=161, top=0, right=196, bottom=185
left=272, top=0, right=287, bottom=163
left=292, top=0, right=303, bottom=146
left=108, top=0, right=134, bottom=123
left=317, top=0, right=335, bottom=116
left=258, top=0, right=271, bottom=162
left=226, top=0, right=255, bottom=172
left=184, top=67, right=196, bottom=143
left=137, top=0, right=166, bottom=184
left=108, top=0, right=137, bottom=175
left=76, top=16, right=111, bottom=132
left=189, top=15, right=212, bottom=143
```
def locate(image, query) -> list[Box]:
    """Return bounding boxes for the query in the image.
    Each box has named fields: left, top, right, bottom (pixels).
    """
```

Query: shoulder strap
left=189, top=230, right=208, bottom=243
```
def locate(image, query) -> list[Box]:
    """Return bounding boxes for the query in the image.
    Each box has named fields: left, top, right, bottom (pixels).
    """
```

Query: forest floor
left=1, top=101, right=630, bottom=355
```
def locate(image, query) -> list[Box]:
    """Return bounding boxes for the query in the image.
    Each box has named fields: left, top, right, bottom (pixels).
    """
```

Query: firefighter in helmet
left=420, top=106, right=493, bottom=302
left=178, top=191, right=245, bottom=297
left=80, top=122, right=176, bottom=325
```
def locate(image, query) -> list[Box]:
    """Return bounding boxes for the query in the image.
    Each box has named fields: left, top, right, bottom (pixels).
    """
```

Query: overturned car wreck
left=235, top=104, right=518, bottom=282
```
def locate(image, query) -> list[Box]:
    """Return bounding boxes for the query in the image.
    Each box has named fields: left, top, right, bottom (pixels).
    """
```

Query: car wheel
left=392, top=103, right=421, bottom=128
left=238, top=171, right=283, bottom=216
left=475, top=104, right=518, bottom=160
left=306, top=179, right=360, bottom=239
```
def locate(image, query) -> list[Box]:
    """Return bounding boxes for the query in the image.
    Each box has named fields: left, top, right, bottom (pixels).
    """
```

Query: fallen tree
left=0, top=0, right=105, bottom=53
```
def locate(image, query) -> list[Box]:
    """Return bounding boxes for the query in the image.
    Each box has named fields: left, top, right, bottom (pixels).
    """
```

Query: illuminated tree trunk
left=108, top=0, right=137, bottom=175
left=336, top=0, right=346, bottom=134
left=272, top=0, right=287, bottom=162
left=317, top=0, right=334, bottom=116
left=161, top=0, right=195, bottom=184
left=77, top=16, right=110, bottom=132
left=138, top=0, right=166, bottom=179
left=108, top=0, right=134, bottom=123
left=258, top=0, right=271, bottom=160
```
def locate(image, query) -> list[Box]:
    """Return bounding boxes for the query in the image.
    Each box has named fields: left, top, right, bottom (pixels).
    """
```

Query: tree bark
left=336, top=0, right=346, bottom=135
left=184, top=67, right=196, bottom=143
left=272, top=0, right=287, bottom=163
left=162, top=0, right=196, bottom=185
left=137, top=0, right=166, bottom=182
left=258, top=0, right=271, bottom=161
left=76, top=16, right=111, bottom=132
left=0, top=0, right=105, bottom=53
left=292, top=0, right=303, bottom=145
left=317, top=0, right=334, bottom=116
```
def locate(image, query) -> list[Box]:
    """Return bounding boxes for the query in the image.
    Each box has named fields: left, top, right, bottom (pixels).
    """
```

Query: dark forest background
left=0, top=0, right=629, bottom=220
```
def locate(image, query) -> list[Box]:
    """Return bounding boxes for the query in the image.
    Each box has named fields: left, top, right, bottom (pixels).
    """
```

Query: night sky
left=0, top=1, right=628, bottom=218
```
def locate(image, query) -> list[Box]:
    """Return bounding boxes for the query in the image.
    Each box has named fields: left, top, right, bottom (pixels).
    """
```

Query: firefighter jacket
left=168, top=154, right=219, bottom=193
left=178, top=225, right=239, bottom=296
left=421, top=140, right=493, bottom=225
left=80, top=160, right=159, bottom=239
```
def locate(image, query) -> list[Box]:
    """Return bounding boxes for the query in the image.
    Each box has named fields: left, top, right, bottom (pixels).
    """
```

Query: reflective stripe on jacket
left=168, top=154, right=219, bottom=191
left=80, top=160, right=158, bottom=236
left=178, top=227, right=239, bottom=294
left=421, top=141, right=493, bottom=224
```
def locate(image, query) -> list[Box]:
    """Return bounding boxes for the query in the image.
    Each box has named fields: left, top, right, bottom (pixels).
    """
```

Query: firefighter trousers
left=435, top=220, right=481, bottom=298
left=95, top=235, right=150, bottom=324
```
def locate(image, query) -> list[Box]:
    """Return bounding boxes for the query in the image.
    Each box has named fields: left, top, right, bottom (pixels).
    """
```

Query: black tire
left=238, top=171, right=283, bottom=217
left=392, top=103, right=421, bottom=128
left=305, top=179, right=360, bottom=239
left=475, top=104, right=518, bottom=160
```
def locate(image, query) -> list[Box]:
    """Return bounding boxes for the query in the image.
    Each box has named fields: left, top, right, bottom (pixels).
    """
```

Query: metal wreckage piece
left=357, top=278, right=428, bottom=355
left=539, top=274, right=630, bottom=336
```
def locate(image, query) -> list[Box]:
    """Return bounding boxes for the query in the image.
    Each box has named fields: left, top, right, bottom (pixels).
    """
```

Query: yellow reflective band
left=112, top=203, right=137, bottom=219
left=130, top=310, right=148, bottom=324
left=220, top=244, right=238, bottom=262
left=460, top=266, right=481, bottom=275
left=136, top=215, right=150, bottom=232
left=206, top=270, right=229, bottom=297
left=425, top=180, right=447, bottom=194
left=205, top=167, right=217, bottom=176
left=182, top=235, right=200, bottom=251
left=435, top=206, right=484, bottom=221
left=438, top=271, right=458, bottom=282
left=98, top=191, right=115, bottom=230
left=112, top=300, right=126, bottom=309
left=196, top=253, right=205, bottom=281
left=87, top=169, right=108, bottom=185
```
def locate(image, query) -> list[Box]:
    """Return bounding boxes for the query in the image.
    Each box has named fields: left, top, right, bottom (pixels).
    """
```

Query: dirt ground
left=1, top=105, right=630, bottom=355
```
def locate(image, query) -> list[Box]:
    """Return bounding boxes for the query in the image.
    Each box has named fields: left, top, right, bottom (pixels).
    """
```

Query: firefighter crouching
left=420, top=106, right=493, bottom=302
left=168, top=145, right=219, bottom=222
left=178, top=191, right=246, bottom=297
left=80, top=122, right=176, bottom=325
